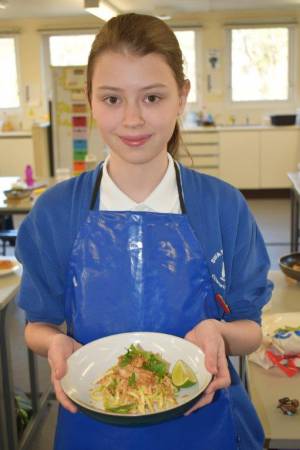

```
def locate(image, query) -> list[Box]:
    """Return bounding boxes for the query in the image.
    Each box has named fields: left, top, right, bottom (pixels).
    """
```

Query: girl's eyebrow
left=96, top=83, right=168, bottom=91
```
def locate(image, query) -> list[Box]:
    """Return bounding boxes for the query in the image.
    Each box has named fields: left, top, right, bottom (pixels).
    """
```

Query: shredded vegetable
left=90, top=344, right=179, bottom=414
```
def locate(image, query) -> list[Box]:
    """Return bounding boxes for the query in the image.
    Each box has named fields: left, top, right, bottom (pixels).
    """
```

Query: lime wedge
left=171, top=360, right=198, bottom=388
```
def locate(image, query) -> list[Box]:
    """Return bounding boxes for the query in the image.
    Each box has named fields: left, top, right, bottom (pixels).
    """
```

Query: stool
left=0, top=229, right=18, bottom=256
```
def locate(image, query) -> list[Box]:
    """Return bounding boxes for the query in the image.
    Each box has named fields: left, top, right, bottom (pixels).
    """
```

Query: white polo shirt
left=100, top=153, right=181, bottom=213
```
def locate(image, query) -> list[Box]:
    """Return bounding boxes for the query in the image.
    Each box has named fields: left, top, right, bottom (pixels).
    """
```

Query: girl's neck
left=107, top=152, right=169, bottom=203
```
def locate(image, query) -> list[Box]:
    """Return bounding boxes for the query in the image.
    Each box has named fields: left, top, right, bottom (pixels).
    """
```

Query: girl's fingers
left=52, top=376, right=77, bottom=413
left=184, top=322, right=232, bottom=415
left=205, top=374, right=230, bottom=394
left=48, top=349, right=78, bottom=413
left=185, top=330, right=218, bottom=375
left=184, top=391, right=215, bottom=415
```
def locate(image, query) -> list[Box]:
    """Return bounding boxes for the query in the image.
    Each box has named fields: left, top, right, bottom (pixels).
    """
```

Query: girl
left=16, top=13, right=273, bottom=450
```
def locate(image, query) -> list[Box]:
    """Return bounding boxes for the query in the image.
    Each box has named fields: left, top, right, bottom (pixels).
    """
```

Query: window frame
left=41, top=29, right=99, bottom=101
left=172, top=26, right=202, bottom=106
left=0, top=33, right=22, bottom=112
left=226, top=24, right=297, bottom=108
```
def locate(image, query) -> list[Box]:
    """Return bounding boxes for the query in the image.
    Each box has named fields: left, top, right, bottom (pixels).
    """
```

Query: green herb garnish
left=119, top=344, right=140, bottom=367
left=118, top=344, right=169, bottom=379
left=142, top=354, right=168, bottom=379
left=128, top=372, right=136, bottom=387
left=106, top=404, right=135, bottom=414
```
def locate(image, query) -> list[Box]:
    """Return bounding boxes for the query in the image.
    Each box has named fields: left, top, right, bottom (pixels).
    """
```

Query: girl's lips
left=119, top=134, right=152, bottom=147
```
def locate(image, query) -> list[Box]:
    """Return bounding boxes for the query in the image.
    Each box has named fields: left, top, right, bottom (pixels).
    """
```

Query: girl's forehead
left=93, top=50, right=174, bottom=79
left=92, top=51, right=178, bottom=91
left=95, top=50, right=166, bottom=65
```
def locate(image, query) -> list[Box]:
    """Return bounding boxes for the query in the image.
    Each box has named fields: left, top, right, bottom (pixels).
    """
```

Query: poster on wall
left=52, top=66, right=104, bottom=176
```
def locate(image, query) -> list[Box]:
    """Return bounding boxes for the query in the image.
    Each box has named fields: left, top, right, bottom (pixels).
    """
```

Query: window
left=174, top=30, right=197, bottom=103
left=47, top=30, right=198, bottom=102
left=230, top=27, right=291, bottom=102
left=49, top=34, right=96, bottom=66
left=0, top=36, right=20, bottom=108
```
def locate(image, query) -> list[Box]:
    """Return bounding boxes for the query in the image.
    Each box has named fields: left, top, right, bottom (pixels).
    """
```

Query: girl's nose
left=122, top=102, right=145, bottom=128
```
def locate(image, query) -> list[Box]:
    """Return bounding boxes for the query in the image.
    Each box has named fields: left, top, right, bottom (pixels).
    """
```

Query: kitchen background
left=1, top=0, right=300, bottom=184
left=1, top=2, right=300, bottom=450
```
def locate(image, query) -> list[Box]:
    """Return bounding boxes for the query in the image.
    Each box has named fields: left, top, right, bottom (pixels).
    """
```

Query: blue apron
left=54, top=162, right=264, bottom=450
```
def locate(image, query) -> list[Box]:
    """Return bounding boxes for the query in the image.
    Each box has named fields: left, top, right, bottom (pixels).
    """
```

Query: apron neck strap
left=174, top=161, right=186, bottom=214
left=89, top=159, right=186, bottom=213
left=89, top=165, right=103, bottom=210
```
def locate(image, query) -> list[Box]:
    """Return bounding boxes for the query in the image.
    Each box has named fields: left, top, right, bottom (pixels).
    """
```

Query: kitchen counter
left=179, top=125, right=299, bottom=189
left=0, top=131, right=31, bottom=138
left=182, top=125, right=300, bottom=132
left=246, top=271, right=300, bottom=449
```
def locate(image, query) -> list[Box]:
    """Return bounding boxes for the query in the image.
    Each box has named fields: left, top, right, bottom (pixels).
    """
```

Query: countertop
left=288, top=172, right=300, bottom=196
left=181, top=125, right=300, bottom=132
left=0, top=270, right=20, bottom=311
left=0, top=131, right=32, bottom=138
left=246, top=271, right=300, bottom=448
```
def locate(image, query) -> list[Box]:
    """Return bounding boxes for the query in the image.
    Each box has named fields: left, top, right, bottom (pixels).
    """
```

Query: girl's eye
left=145, top=95, right=160, bottom=103
left=104, top=96, right=120, bottom=105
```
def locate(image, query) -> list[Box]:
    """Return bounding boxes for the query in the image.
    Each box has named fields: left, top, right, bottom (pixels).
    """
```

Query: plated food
left=4, top=189, right=31, bottom=200
left=90, top=344, right=197, bottom=414
left=61, top=332, right=211, bottom=425
left=0, top=257, right=20, bottom=276
left=0, top=259, right=15, bottom=270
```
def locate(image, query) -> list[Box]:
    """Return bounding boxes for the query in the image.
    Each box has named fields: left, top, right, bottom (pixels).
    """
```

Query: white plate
left=0, top=256, right=20, bottom=276
left=262, top=312, right=300, bottom=337
left=61, top=332, right=212, bottom=425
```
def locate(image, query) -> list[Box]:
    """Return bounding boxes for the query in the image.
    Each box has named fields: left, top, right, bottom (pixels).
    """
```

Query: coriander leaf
left=128, top=372, right=136, bottom=387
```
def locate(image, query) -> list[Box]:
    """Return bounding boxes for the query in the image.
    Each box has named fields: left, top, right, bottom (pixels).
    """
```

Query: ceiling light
left=156, top=15, right=172, bottom=21
left=0, top=0, right=8, bottom=9
left=154, top=7, right=173, bottom=21
left=84, top=0, right=118, bottom=21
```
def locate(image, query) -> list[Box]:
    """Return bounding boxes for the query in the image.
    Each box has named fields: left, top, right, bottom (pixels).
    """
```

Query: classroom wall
left=0, top=8, right=300, bottom=130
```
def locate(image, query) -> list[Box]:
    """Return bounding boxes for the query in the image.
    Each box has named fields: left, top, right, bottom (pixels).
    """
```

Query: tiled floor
left=5, top=197, right=293, bottom=450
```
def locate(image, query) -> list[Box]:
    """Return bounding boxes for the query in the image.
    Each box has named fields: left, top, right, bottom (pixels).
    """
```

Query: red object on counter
left=266, top=350, right=300, bottom=377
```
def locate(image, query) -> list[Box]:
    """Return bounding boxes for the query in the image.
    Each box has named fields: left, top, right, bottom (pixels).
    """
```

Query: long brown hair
left=86, top=13, right=186, bottom=156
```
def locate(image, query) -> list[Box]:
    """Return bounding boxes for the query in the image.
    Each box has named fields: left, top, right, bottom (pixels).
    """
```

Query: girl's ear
left=178, top=79, right=191, bottom=115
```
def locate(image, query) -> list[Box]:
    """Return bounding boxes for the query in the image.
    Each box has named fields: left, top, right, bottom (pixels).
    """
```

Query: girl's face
left=91, top=50, right=189, bottom=166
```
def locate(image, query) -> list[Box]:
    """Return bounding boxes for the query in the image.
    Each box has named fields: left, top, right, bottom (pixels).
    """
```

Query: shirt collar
left=100, top=153, right=179, bottom=212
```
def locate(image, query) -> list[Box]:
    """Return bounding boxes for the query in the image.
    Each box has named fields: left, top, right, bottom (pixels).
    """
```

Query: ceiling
left=1, top=0, right=300, bottom=20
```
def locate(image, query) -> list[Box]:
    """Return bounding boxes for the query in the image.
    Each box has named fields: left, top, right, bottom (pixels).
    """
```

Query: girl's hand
left=48, top=334, right=82, bottom=413
left=184, top=319, right=231, bottom=415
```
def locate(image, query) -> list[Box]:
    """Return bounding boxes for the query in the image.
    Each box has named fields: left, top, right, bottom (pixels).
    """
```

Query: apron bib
left=54, top=163, right=264, bottom=450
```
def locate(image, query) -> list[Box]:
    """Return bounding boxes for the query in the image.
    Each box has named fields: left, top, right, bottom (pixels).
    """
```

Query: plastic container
left=270, top=114, right=296, bottom=126
left=24, top=165, right=34, bottom=187
left=55, top=168, right=71, bottom=182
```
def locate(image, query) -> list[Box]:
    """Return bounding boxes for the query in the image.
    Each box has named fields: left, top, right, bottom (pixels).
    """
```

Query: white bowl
left=61, top=332, right=212, bottom=425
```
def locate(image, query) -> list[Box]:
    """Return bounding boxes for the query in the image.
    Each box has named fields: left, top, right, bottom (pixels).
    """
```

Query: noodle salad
left=90, top=344, right=194, bottom=414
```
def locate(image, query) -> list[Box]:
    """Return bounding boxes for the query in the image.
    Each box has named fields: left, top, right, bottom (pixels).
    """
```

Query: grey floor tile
left=247, top=198, right=290, bottom=244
